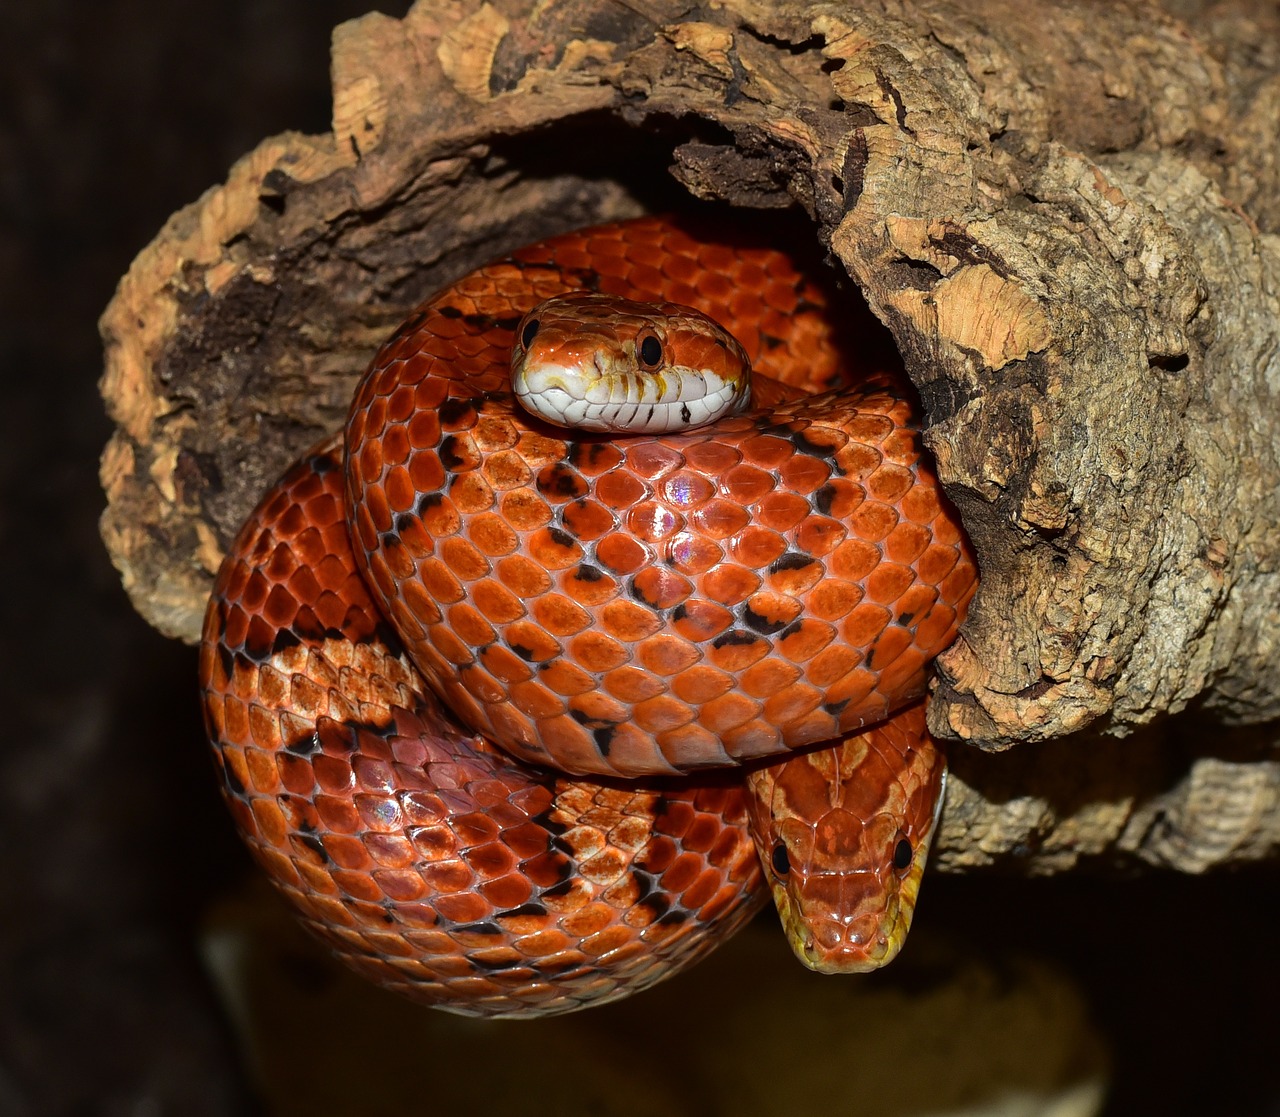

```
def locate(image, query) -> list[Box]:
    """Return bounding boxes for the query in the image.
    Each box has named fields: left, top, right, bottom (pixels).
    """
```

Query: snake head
left=745, top=703, right=946, bottom=974
left=510, top=292, right=751, bottom=433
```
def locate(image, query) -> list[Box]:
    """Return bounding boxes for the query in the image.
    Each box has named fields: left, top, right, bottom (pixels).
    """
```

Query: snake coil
left=200, top=215, right=977, bottom=1016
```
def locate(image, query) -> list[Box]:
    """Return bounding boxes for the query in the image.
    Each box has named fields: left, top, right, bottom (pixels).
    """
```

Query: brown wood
left=99, top=0, right=1280, bottom=871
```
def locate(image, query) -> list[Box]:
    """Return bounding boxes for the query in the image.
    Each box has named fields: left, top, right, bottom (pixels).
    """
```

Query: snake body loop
left=200, top=215, right=976, bottom=1014
left=201, top=441, right=766, bottom=1017
left=345, top=215, right=976, bottom=779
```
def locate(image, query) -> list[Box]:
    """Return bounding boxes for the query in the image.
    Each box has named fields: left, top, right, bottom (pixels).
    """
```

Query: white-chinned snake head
left=511, top=292, right=752, bottom=433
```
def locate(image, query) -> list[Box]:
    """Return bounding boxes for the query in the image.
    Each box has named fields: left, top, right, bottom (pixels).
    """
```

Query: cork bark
left=99, top=0, right=1280, bottom=872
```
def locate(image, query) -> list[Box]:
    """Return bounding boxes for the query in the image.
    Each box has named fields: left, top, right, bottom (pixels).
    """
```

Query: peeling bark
left=99, top=0, right=1280, bottom=871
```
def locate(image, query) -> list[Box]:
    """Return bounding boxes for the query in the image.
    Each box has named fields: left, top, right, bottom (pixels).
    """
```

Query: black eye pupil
left=639, top=335, right=663, bottom=367
left=521, top=319, right=540, bottom=348
left=893, top=838, right=912, bottom=871
left=770, top=843, right=790, bottom=876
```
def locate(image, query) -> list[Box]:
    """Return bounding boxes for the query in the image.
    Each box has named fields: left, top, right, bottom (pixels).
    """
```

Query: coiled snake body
left=200, top=215, right=977, bottom=1017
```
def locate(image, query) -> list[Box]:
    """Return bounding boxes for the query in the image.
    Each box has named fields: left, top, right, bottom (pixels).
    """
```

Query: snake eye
left=892, top=837, right=913, bottom=872
left=637, top=331, right=663, bottom=369
left=520, top=318, right=540, bottom=348
left=770, top=842, right=791, bottom=877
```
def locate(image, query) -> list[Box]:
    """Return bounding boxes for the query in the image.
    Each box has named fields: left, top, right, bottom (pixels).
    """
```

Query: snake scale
left=200, top=214, right=978, bottom=1017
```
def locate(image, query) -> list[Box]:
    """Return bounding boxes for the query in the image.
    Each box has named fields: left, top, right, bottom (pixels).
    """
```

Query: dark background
left=0, top=2, right=1275, bottom=1114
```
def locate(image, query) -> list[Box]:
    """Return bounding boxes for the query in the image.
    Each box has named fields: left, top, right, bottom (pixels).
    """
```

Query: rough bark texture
left=99, top=0, right=1280, bottom=872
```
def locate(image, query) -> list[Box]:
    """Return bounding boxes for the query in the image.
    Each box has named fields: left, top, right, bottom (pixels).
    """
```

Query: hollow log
left=99, top=0, right=1280, bottom=872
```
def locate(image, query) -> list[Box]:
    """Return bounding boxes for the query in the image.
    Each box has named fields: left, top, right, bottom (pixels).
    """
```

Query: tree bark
left=99, top=0, right=1280, bottom=872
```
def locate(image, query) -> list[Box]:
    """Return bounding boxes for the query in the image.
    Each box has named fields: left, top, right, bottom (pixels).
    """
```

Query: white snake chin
left=509, top=289, right=752, bottom=433
left=513, top=361, right=746, bottom=433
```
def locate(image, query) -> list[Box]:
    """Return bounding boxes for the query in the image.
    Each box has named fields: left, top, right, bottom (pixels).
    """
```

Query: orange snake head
left=510, top=292, right=752, bottom=433
left=744, top=702, right=946, bottom=974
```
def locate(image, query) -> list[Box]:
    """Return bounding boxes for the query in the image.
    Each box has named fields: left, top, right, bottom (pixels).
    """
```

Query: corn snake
left=200, top=214, right=976, bottom=1016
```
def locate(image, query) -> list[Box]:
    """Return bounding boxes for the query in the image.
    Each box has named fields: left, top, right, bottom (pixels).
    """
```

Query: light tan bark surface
left=100, top=0, right=1280, bottom=871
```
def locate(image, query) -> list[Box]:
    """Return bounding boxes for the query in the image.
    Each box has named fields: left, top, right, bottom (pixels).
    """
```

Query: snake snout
left=798, top=912, right=892, bottom=974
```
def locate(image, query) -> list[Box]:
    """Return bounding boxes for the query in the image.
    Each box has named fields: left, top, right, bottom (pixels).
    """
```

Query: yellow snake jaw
left=760, top=831, right=926, bottom=975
